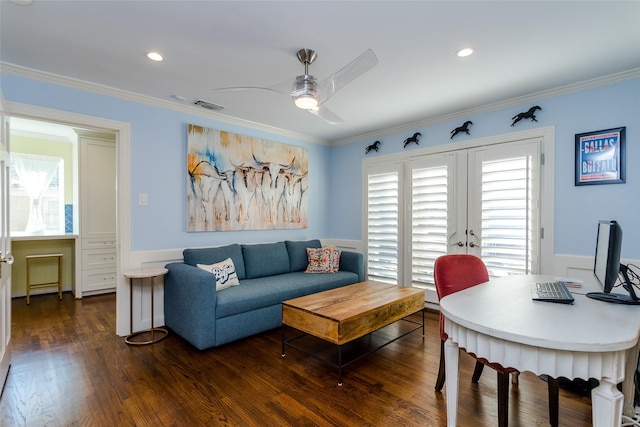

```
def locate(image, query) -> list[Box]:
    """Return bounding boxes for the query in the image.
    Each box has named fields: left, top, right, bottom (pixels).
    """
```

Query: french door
left=365, top=137, right=546, bottom=304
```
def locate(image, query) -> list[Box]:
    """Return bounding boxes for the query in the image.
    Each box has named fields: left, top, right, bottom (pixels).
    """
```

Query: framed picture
left=186, top=124, right=309, bottom=232
left=575, top=127, right=626, bottom=186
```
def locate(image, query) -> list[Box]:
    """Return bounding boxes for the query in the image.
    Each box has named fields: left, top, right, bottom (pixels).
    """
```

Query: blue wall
left=2, top=72, right=638, bottom=258
left=330, top=78, right=640, bottom=259
left=1, top=73, right=330, bottom=251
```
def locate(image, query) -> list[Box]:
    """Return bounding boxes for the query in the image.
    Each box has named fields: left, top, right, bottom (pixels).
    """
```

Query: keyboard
left=531, top=281, right=574, bottom=304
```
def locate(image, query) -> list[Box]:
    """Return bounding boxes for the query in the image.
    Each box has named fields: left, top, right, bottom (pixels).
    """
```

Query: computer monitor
left=586, top=220, right=640, bottom=305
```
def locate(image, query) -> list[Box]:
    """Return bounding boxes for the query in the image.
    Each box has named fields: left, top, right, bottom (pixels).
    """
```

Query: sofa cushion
left=183, top=244, right=246, bottom=280
left=216, top=278, right=285, bottom=318
left=269, top=271, right=359, bottom=302
left=242, top=242, right=290, bottom=279
left=196, top=257, right=240, bottom=291
left=285, top=239, right=321, bottom=272
left=215, top=271, right=359, bottom=318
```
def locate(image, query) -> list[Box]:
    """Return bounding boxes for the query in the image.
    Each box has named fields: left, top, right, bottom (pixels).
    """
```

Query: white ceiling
left=2, top=1, right=639, bottom=143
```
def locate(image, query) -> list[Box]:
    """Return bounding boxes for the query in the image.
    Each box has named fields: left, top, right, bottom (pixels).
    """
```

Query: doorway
left=8, top=117, right=117, bottom=299
left=5, top=102, right=132, bottom=336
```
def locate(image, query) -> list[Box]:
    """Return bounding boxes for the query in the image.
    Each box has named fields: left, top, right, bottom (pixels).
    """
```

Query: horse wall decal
left=450, top=121, right=473, bottom=139
left=511, top=106, right=541, bottom=126
left=365, top=140, right=381, bottom=154
left=403, top=132, right=422, bottom=148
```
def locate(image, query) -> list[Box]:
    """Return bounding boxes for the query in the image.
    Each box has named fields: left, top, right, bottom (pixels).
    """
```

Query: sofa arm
left=339, top=251, right=364, bottom=282
left=164, top=262, right=218, bottom=350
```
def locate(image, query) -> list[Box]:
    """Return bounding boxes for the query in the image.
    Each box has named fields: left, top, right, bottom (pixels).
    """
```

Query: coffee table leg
left=338, top=345, right=343, bottom=386
left=281, top=325, right=286, bottom=357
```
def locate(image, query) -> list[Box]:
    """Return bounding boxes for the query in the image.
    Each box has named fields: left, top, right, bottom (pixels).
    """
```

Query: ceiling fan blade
left=211, top=86, right=285, bottom=95
left=316, top=49, right=378, bottom=104
left=212, top=77, right=292, bottom=95
left=308, top=104, right=344, bottom=125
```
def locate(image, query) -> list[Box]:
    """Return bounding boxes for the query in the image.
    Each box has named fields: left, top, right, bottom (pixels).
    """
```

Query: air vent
left=194, top=99, right=225, bottom=111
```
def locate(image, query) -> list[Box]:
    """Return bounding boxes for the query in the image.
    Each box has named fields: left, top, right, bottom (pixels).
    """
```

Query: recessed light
left=456, top=47, right=474, bottom=58
left=147, top=51, right=164, bottom=62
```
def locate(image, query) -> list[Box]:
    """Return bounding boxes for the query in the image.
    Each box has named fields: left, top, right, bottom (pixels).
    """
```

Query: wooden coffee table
left=281, top=281, right=424, bottom=385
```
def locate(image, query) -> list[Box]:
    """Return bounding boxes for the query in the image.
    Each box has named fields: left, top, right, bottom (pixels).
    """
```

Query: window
left=10, top=153, right=65, bottom=234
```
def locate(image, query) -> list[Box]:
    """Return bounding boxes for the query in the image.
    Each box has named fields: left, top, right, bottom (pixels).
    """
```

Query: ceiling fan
left=214, top=48, right=378, bottom=124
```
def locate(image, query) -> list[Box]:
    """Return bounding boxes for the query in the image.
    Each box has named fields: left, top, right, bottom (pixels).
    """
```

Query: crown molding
left=333, top=68, right=640, bottom=146
left=2, top=62, right=637, bottom=148
left=0, top=62, right=331, bottom=146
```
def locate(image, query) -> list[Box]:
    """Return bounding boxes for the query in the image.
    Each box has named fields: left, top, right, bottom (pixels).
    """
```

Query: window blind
left=480, top=156, right=534, bottom=277
left=411, top=165, right=449, bottom=290
left=366, top=171, right=399, bottom=284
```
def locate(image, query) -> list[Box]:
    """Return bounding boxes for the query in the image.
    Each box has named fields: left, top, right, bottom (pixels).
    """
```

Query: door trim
left=0, top=102, right=12, bottom=393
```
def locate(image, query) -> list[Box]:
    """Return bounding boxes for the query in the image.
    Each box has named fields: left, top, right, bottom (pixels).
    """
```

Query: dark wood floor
left=0, top=292, right=594, bottom=426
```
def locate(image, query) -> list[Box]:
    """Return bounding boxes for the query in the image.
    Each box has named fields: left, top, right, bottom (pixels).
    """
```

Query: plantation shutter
left=409, top=156, right=453, bottom=292
left=363, top=137, right=547, bottom=301
left=473, top=143, right=539, bottom=277
left=365, top=166, right=400, bottom=284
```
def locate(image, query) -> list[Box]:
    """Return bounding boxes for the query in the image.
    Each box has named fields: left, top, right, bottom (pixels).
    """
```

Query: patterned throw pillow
left=197, top=257, right=240, bottom=291
left=305, top=247, right=340, bottom=274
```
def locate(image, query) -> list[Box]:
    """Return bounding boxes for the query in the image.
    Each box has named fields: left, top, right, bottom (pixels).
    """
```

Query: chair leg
left=511, top=371, right=519, bottom=385
left=471, top=360, right=484, bottom=383
left=497, top=371, right=510, bottom=427
left=548, top=376, right=559, bottom=427
left=57, top=254, right=63, bottom=301
left=435, top=339, right=446, bottom=391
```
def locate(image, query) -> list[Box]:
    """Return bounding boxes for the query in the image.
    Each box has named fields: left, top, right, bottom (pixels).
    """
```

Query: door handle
left=451, top=241, right=464, bottom=247
left=0, top=252, right=14, bottom=265
left=468, top=229, right=480, bottom=248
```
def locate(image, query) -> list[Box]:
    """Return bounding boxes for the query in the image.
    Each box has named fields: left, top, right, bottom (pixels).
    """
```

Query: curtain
left=13, top=153, right=60, bottom=233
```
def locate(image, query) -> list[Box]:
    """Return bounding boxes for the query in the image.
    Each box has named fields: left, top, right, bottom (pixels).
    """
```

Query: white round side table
left=123, top=267, right=169, bottom=345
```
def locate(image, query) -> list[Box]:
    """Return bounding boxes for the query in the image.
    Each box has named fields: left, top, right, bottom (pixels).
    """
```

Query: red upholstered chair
left=434, top=254, right=559, bottom=427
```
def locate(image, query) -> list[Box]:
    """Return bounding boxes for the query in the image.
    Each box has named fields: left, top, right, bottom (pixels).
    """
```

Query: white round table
left=440, top=275, right=640, bottom=427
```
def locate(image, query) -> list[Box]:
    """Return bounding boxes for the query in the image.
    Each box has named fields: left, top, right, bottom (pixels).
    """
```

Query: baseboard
left=12, top=283, right=74, bottom=299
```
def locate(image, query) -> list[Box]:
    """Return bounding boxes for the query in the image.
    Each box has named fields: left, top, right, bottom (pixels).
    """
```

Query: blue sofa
left=164, top=240, right=364, bottom=350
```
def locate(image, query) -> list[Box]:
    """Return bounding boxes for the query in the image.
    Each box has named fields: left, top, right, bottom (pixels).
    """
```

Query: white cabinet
left=77, top=131, right=116, bottom=295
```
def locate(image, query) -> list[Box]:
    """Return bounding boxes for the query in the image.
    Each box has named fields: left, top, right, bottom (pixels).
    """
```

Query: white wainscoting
left=126, top=245, right=639, bottom=338
left=123, top=248, right=182, bottom=335
left=554, top=254, right=640, bottom=289
left=321, top=239, right=364, bottom=253
left=553, top=254, right=599, bottom=287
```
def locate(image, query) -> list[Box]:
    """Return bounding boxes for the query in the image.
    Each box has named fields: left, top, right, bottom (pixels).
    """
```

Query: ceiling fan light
left=294, top=95, right=319, bottom=110
left=147, top=51, right=164, bottom=62
left=291, top=74, right=319, bottom=110
left=456, top=47, right=474, bottom=57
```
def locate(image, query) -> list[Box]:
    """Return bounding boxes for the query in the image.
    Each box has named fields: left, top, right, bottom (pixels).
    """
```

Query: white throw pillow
left=197, top=257, right=240, bottom=291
